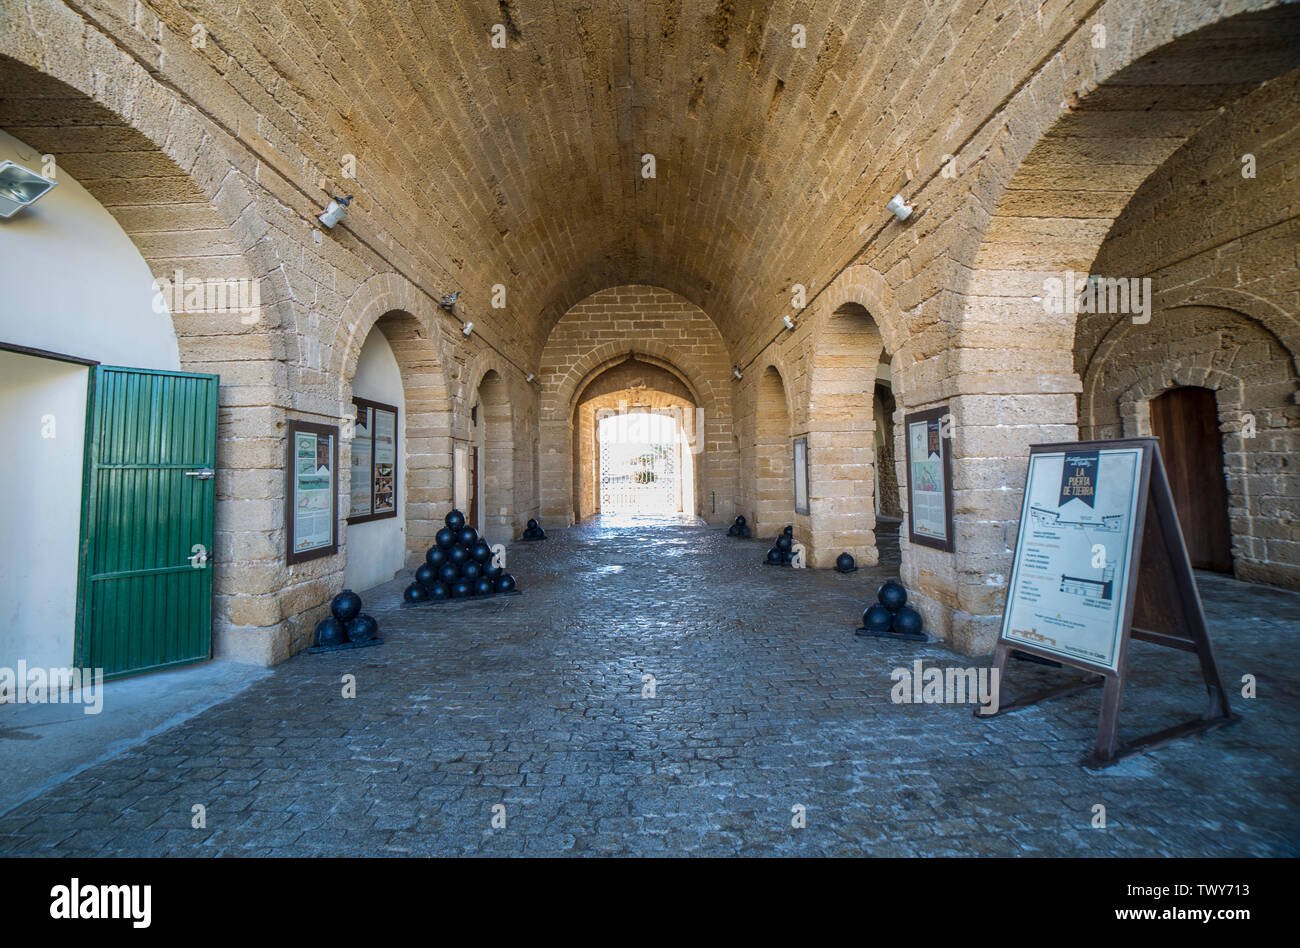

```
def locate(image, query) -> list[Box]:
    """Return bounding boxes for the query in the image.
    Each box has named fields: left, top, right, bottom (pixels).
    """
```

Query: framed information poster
left=981, top=437, right=1237, bottom=769
left=1000, top=444, right=1145, bottom=672
left=347, top=398, right=398, bottom=524
left=904, top=406, right=954, bottom=551
left=792, top=436, right=810, bottom=515
left=286, top=420, right=338, bottom=565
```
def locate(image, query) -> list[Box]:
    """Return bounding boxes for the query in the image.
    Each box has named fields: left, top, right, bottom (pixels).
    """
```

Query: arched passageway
left=572, top=357, right=699, bottom=521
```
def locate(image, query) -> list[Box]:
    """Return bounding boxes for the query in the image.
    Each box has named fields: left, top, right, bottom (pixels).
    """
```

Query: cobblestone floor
left=1, top=517, right=1296, bottom=856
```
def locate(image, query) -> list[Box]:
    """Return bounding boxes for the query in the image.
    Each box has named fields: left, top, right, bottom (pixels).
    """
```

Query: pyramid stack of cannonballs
left=764, top=525, right=797, bottom=565
left=402, top=508, right=518, bottom=605
left=521, top=518, right=546, bottom=541
left=856, top=580, right=926, bottom=641
left=726, top=515, right=753, bottom=538
left=312, top=589, right=381, bottom=651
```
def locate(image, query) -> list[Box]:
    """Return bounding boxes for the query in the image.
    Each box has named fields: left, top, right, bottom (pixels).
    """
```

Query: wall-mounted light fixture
left=439, top=291, right=460, bottom=312
left=316, top=194, right=351, bottom=228
left=782, top=315, right=796, bottom=331
left=0, top=161, right=57, bottom=219
left=461, top=320, right=474, bottom=337
left=732, top=365, right=743, bottom=380
left=886, top=193, right=914, bottom=222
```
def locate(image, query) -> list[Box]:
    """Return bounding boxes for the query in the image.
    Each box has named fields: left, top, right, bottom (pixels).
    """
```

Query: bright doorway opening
left=597, top=410, right=690, bottom=516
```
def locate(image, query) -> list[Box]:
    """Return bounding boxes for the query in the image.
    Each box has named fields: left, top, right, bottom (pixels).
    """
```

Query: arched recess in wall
left=335, top=278, right=453, bottom=567
left=1078, top=298, right=1299, bottom=590
left=934, top=2, right=1300, bottom=651
left=754, top=366, right=793, bottom=536
left=804, top=302, right=892, bottom=567
left=473, top=369, right=514, bottom=536
left=570, top=357, right=699, bottom=521
left=341, top=324, right=407, bottom=591
left=0, top=49, right=289, bottom=669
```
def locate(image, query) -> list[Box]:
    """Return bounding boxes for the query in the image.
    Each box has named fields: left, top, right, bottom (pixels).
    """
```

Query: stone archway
left=334, top=275, right=453, bottom=567
left=804, top=302, right=887, bottom=567
left=936, top=3, right=1300, bottom=652
left=0, top=49, right=294, bottom=665
left=538, top=286, right=735, bottom=525
left=754, top=365, right=793, bottom=537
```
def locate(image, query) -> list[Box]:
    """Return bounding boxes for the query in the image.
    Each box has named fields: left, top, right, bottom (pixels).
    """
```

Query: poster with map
left=904, top=406, right=953, bottom=551
left=1000, top=445, right=1145, bottom=672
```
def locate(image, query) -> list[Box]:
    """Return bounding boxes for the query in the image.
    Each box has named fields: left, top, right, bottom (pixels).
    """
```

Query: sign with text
left=1001, top=445, right=1144, bottom=672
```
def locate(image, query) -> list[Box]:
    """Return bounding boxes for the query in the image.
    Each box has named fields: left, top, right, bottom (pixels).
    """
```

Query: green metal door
left=76, top=366, right=219, bottom=679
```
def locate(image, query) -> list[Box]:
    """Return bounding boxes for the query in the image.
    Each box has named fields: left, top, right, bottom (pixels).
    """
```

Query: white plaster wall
left=0, top=351, right=89, bottom=672
left=343, top=329, right=406, bottom=592
left=0, top=130, right=180, bottom=370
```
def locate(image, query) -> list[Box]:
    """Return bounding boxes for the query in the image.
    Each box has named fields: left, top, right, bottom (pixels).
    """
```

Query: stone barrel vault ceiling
left=128, top=0, right=1297, bottom=362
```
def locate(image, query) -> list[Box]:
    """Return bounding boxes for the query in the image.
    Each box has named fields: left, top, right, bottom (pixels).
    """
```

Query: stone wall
left=4, top=0, right=1297, bottom=665
left=1076, top=72, right=1300, bottom=589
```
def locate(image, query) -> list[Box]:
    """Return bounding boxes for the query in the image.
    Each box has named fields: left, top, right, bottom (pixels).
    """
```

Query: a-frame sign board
left=977, top=437, right=1238, bottom=769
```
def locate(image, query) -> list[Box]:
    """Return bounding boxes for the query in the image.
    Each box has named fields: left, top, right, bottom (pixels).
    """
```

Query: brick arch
left=575, top=387, right=700, bottom=521
left=922, top=2, right=1300, bottom=654
left=336, top=273, right=454, bottom=563
left=803, top=302, right=888, bottom=567
left=0, top=42, right=296, bottom=664
left=551, top=339, right=720, bottom=420
left=753, top=364, right=794, bottom=537
left=1076, top=296, right=1300, bottom=590
left=1080, top=288, right=1300, bottom=425
left=537, top=285, right=735, bottom=525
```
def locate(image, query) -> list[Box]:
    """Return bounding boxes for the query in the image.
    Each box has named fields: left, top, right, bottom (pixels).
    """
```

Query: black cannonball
left=878, top=580, right=908, bottom=612
left=449, top=544, right=469, bottom=565
left=474, top=576, right=495, bottom=596
left=766, top=547, right=783, bottom=564
left=438, top=562, right=461, bottom=585
left=781, top=550, right=794, bottom=564
left=835, top=552, right=856, bottom=573
left=428, top=582, right=450, bottom=602
left=314, top=616, right=347, bottom=647
left=446, top=509, right=466, bottom=531
left=330, top=589, right=362, bottom=623
left=414, top=563, right=437, bottom=587
left=457, top=526, right=478, bottom=548
left=527, top=518, right=539, bottom=530
left=451, top=580, right=472, bottom=598
left=727, top=524, right=740, bottom=537
left=436, top=527, right=457, bottom=550
left=892, top=605, right=924, bottom=637
left=736, top=515, right=747, bottom=527
left=461, top=561, right=482, bottom=582
left=471, top=540, right=492, bottom=562
left=495, top=573, right=517, bottom=593
left=403, top=583, right=429, bottom=604
left=740, top=526, right=753, bottom=538
left=485, top=562, right=504, bottom=580
left=776, top=534, right=793, bottom=553
left=783, top=525, right=794, bottom=538
left=426, top=546, right=447, bottom=568
left=346, top=614, right=379, bottom=643
left=861, top=604, right=893, bottom=634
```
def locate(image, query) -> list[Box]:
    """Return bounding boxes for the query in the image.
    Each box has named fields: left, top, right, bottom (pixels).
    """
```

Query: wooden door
left=1149, top=386, right=1232, bottom=572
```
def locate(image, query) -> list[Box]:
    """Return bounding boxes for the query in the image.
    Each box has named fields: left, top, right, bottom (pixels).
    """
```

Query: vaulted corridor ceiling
left=135, top=0, right=1109, bottom=350
left=35, top=0, right=1300, bottom=361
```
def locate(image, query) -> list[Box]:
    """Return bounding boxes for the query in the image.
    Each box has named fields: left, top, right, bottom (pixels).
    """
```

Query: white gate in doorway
left=599, top=410, right=679, bottom=514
